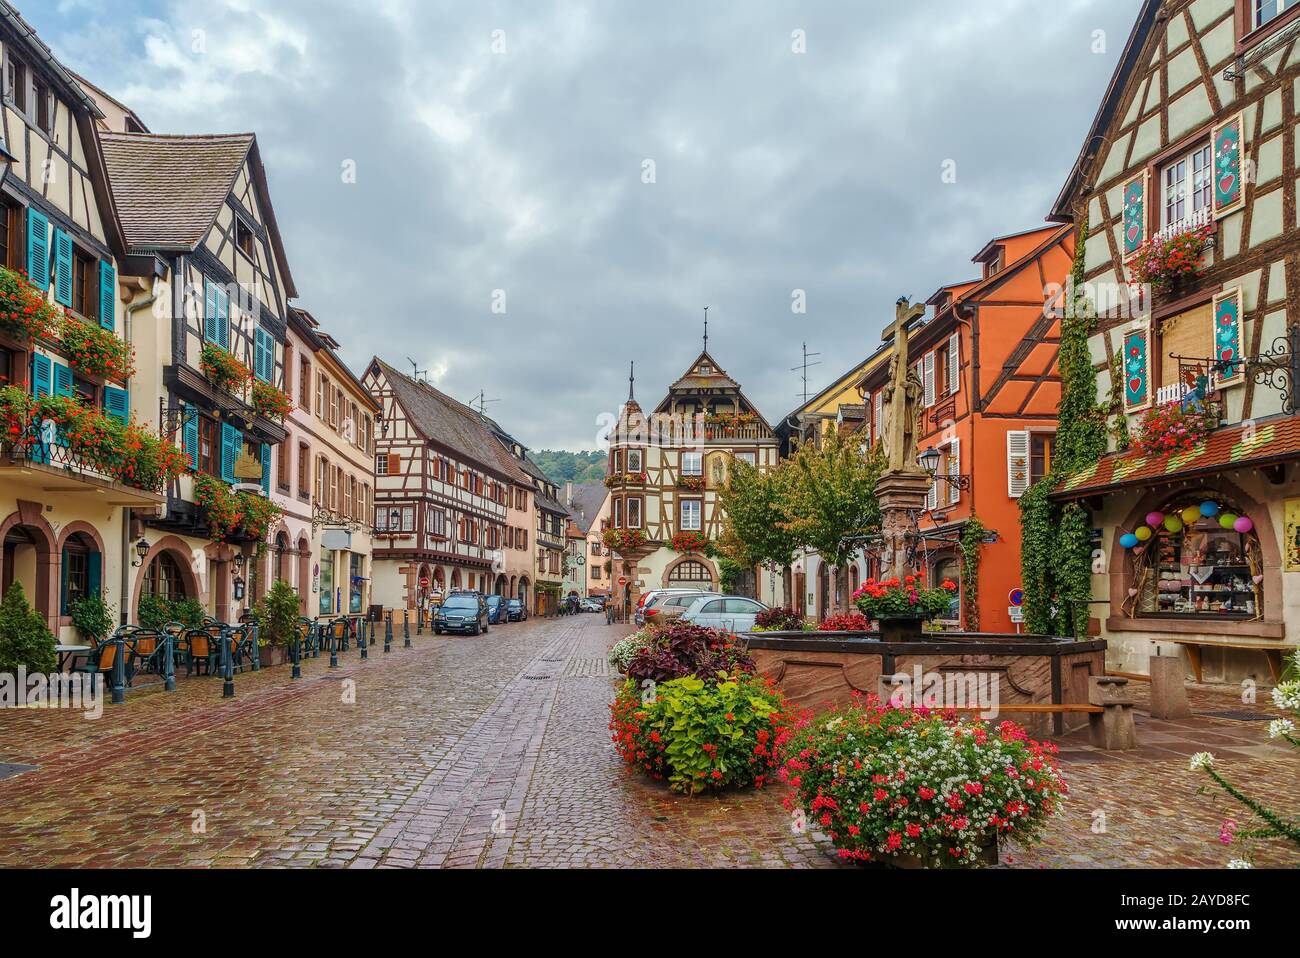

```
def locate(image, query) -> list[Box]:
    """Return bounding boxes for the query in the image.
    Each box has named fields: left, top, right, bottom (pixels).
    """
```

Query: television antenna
left=792, top=342, right=822, bottom=405
left=468, top=390, right=500, bottom=416
left=407, top=356, right=429, bottom=384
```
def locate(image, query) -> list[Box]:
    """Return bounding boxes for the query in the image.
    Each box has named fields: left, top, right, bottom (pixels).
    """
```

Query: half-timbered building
left=363, top=359, right=526, bottom=613
left=95, top=122, right=296, bottom=622
left=0, top=4, right=155, bottom=637
left=605, top=349, right=782, bottom=610
left=1049, top=0, right=1300, bottom=684
left=855, top=225, right=1075, bottom=633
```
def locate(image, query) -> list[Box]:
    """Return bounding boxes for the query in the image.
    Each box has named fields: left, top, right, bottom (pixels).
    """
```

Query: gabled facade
left=565, top=480, right=611, bottom=597
left=856, top=225, right=1074, bottom=633
left=1050, top=0, right=1300, bottom=683
left=96, top=122, right=296, bottom=623
left=605, top=349, right=782, bottom=610
left=363, top=359, right=527, bottom=613
left=0, top=3, right=157, bottom=637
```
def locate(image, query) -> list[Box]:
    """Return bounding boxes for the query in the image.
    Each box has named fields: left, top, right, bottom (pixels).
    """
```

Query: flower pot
left=888, top=836, right=999, bottom=869
left=877, top=616, right=925, bottom=642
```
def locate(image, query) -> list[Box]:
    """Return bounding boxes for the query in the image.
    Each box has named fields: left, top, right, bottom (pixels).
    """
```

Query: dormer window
left=35, top=78, right=51, bottom=133
left=7, top=57, right=25, bottom=113
left=983, top=247, right=1004, bottom=279
left=236, top=218, right=255, bottom=258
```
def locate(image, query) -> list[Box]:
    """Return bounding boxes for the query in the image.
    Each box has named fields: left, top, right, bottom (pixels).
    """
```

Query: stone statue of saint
left=879, top=297, right=927, bottom=475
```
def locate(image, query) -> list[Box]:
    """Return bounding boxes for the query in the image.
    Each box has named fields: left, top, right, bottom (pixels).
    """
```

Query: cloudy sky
left=33, top=0, right=1137, bottom=450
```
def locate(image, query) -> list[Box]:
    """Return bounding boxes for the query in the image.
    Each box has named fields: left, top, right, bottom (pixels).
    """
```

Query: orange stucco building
left=857, top=224, right=1075, bottom=633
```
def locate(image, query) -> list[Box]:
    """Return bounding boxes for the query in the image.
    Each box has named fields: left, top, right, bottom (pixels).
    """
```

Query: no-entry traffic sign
left=1009, top=588, right=1024, bottom=607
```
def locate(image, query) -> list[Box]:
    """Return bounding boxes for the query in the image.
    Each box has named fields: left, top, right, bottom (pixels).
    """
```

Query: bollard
left=251, top=623, right=261, bottom=671
left=403, top=609, right=411, bottom=648
left=163, top=633, right=176, bottom=693
left=1088, top=676, right=1137, bottom=750
left=359, top=618, right=368, bottom=660
left=329, top=622, right=339, bottom=669
left=1149, top=655, right=1190, bottom=719
left=368, top=617, right=376, bottom=647
left=384, top=612, right=393, bottom=653
left=221, top=631, right=235, bottom=698
left=417, top=607, right=423, bottom=636
left=110, top=635, right=126, bottom=705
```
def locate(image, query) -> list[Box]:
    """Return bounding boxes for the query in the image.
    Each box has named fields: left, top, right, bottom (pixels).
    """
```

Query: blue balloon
left=1120, top=533, right=1139, bottom=549
left=1199, top=500, right=1219, bottom=517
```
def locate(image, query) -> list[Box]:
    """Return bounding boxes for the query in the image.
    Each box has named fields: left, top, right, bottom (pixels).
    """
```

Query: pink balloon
left=1233, top=516, right=1253, bottom=533
left=1145, top=511, right=1165, bottom=527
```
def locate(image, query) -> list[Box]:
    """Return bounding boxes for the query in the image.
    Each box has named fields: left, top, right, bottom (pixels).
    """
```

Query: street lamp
left=917, top=446, right=942, bottom=475
left=132, top=537, right=150, bottom=567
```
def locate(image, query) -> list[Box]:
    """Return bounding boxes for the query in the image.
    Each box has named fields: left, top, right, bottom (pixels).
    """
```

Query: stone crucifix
left=879, top=296, right=927, bottom=475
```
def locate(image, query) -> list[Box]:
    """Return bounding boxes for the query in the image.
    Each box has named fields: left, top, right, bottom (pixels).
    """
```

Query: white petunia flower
left=1267, top=718, right=1295, bottom=740
left=1189, top=752, right=1215, bottom=771
left=1227, top=859, right=1252, bottom=869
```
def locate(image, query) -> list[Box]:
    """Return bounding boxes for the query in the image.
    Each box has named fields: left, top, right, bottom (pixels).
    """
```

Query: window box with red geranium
left=0, top=266, right=60, bottom=344
left=1133, top=401, right=1218, bottom=456
left=670, top=530, right=710, bottom=554
left=1130, top=225, right=1213, bottom=292
left=602, top=527, right=646, bottom=551
left=250, top=379, right=293, bottom=420
left=675, top=475, right=705, bottom=491
left=604, top=471, right=647, bottom=488
left=193, top=473, right=282, bottom=543
left=59, top=314, right=135, bottom=381
left=199, top=342, right=251, bottom=396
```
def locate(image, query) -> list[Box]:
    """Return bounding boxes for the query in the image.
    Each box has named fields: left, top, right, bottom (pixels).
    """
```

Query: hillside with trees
left=532, top=450, right=607, bottom=486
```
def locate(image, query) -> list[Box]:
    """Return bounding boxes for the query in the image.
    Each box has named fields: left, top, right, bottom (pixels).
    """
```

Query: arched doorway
left=495, top=574, right=507, bottom=595
left=665, top=558, right=715, bottom=590
left=450, top=569, right=462, bottom=591
left=518, top=576, right=530, bottom=605
left=849, top=563, right=861, bottom=595
left=816, top=562, right=830, bottom=620
left=296, top=535, right=310, bottom=614
left=274, top=531, right=291, bottom=584
left=58, top=531, right=102, bottom=619
left=131, top=537, right=203, bottom=625
left=1, top=513, right=57, bottom=629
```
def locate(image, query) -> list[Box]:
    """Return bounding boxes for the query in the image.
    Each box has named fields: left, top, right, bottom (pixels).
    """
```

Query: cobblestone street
left=0, top=614, right=1295, bottom=868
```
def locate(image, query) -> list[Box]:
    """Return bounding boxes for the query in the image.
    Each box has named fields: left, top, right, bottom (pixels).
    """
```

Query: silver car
left=635, top=588, right=715, bottom=626
left=643, top=590, right=719, bottom=624
left=679, top=595, right=770, bottom=633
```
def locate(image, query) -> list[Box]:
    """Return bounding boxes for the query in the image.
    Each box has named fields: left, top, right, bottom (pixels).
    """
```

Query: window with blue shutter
left=53, top=229, right=73, bottom=307
left=99, top=261, right=116, bottom=331
left=260, top=442, right=271, bottom=494
left=254, top=327, right=274, bottom=382
left=182, top=406, right=199, bottom=471
left=220, top=422, right=242, bottom=483
left=87, top=552, right=102, bottom=598
left=104, top=385, right=129, bottom=423
left=204, top=280, right=219, bottom=342
left=216, top=286, right=230, bottom=348
left=30, top=353, right=51, bottom=397
left=52, top=361, right=73, bottom=398
left=26, top=208, right=49, bottom=290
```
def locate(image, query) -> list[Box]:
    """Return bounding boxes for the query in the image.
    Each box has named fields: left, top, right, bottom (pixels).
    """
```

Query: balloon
left=1200, top=501, right=1219, bottom=517
left=1163, top=515, right=1184, bottom=533
left=1134, top=526, right=1153, bottom=542
left=1181, top=506, right=1201, bottom=524
left=1234, top=517, right=1254, bottom=533
left=1119, top=533, right=1139, bottom=549
left=1218, top=513, right=1238, bottom=530
left=1146, top=512, right=1165, bottom=527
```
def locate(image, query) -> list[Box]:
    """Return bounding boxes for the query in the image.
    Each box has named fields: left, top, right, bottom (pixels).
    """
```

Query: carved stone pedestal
left=875, top=469, right=933, bottom=583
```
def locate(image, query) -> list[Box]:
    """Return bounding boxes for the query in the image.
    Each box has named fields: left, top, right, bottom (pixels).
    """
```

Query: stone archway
left=131, top=535, right=203, bottom=625
left=296, top=535, right=311, bottom=615
left=495, top=574, right=508, bottom=596
left=518, top=576, right=530, bottom=605
left=663, top=555, right=717, bottom=590
left=0, top=505, right=59, bottom=630
left=450, top=569, right=462, bottom=591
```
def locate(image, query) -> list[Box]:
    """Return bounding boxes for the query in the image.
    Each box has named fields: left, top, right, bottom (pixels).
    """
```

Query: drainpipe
left=119, top=277, right=159, bottom=625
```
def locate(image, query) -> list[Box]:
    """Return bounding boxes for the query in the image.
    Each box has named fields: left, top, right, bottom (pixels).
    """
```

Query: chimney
left=565, top=480, right=573, bottom=507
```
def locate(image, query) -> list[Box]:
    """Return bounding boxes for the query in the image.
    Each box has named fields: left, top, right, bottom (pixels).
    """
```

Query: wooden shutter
left=103, top=385, right=129, bottom=423
left=873, top=390, right=883, bottom=442
left=52, top=361, right=73, bottom=398
left=98, top=261, right=116, bottom=330
left=947, top=438, right=960, bottom=505
left=87, top=552, right=102, bottom=599
left=260, top=443, right=271, bottom=494
left=1211, top=113, right=1245, bottom=218
left=53, top=229, right=72, bottom=306
left=26, top=208, right=49, bottom=290
left=182, top=407, right=199, bottom=470
left=925, top=475, right=938, bottom=511
left=30, top=353, right=51, bottom=397
left=923, top=351, right=935, bottom=407
left=947, top=333, right=960, bottom=395
left=387, top=452, right=400, bottom=474
left=1211, top=287, right=1244, bottom=387
left=1159, top=304, right=1211, bottom=395
left=204, top=281, right=219, bottom=342
left=1121, top=171, right=1148, bottom=255
left=220, top=423, right=241, bottom=483
left=1121, top=323, right=1151, bottom=411
left=1007, top=430, right=1029, bottom=498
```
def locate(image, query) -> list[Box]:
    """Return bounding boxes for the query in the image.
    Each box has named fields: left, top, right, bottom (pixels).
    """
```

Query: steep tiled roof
left=566, top=482, right=608, bottom=534
left=378, top=360, right=531, bottom=484
left=100, top=132, right=253, bottom=253
left=1052, top=415, right=1300, bottom=500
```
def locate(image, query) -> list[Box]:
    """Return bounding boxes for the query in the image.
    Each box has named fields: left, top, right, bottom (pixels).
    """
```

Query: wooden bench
left=1172, top=638, right=1298, bottom=684
left=938, top=704, right=1103, bottom=714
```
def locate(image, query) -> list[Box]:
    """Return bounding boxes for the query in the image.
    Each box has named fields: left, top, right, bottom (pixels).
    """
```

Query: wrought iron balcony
left=0, top=424, right=165, bottom=508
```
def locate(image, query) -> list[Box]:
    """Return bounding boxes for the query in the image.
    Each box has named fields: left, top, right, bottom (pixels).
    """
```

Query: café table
left=55, top=644, right=92, bottom=671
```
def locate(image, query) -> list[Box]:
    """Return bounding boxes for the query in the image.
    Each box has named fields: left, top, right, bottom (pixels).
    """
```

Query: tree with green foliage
left=533, top=450, right=607, bottom=485
left=69, top=592, right=115, bottom=643
left=1020, top=217, right=1107, bottom=636
left=782, top=430, right=886, bottom=613
left=717, top=455, right=800, bottom=573
left=0, top=581, right=56, bottom=674
left=252, top=580, right=300, bottom=647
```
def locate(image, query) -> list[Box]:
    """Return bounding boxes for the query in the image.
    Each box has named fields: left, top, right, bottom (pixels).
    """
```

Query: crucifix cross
left=882, top=296, right=926, bottom=358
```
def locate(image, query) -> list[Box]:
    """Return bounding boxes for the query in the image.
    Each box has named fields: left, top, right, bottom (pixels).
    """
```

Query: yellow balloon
left=1181, top=506, right=1201, bottom=524
left=1134, top=526, right=1152, bottom=541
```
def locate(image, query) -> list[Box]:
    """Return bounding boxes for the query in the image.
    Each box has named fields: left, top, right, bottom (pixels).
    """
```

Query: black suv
left=434, top=593, right=489, bottom=635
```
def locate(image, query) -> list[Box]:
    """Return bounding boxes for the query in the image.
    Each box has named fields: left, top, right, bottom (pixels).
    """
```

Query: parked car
left=635, top=588, right=715, bottom=626
left=484, top=594, right=507, bottom=624
left=643, top=591, right=719, bottom=624
left=506, top=598, right=527, bottom=622
left=434, top=593, right=489, bottom=635
left=679, top=595, right=770, bottom=633
left=579, top=597, right=603, bottom=613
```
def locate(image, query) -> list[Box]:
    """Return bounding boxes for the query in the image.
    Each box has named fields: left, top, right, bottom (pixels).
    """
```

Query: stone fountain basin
left=739, top=631, right=1107, bottom=737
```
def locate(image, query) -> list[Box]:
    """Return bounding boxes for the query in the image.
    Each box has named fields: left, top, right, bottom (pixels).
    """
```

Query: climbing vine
left=1107, top=351, right=1131, bottom=451
left=1020, top=214, right=1107, bottom=637
left=958, top=514, right=985, bottom=631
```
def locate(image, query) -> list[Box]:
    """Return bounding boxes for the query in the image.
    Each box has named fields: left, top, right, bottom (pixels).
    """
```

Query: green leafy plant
left=199, top=343, right=251, bottom=395
left=853, top=573, right=957, bottom=620
left=69, top=592, right=115, bottom=643
left=249, top=379, right=293, bottom=420
left=609, top=671, right=795, bottom=794
left=137, top=594, right=204, bottom=630
left=0, top=581, right=56, bottom=674
left=959, top=515, right=985, bottom=630
left=252, top=580, right=299, bottom=647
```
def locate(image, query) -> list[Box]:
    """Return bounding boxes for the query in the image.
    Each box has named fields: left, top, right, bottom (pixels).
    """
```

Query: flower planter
left=877, top=615, right=925, bottom=643
left=260, top=646, right=289, bottom=668
left=887, top=836, right=998, bottom=869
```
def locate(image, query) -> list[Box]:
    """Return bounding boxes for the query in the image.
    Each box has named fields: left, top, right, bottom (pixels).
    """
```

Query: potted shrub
left=0, top=581, right=56, bottom=674
left=781, top=695, right=1067, bottom=867
left=751, top=607, right=810, bottom=632
left=251, top=580, right=299, bottom=666
left=853, top=573, right=957, bottom=641
left=69, top=592, right=116, bottom=645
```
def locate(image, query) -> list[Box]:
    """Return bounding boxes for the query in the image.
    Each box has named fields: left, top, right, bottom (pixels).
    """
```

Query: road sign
left=419, top=576, right=430, bottom=588
left=1008, top=606, right=1024, bottom=623
left=1009, top=588, right=1024, bottom=607
left=618, top=576, right=629, bottom=587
